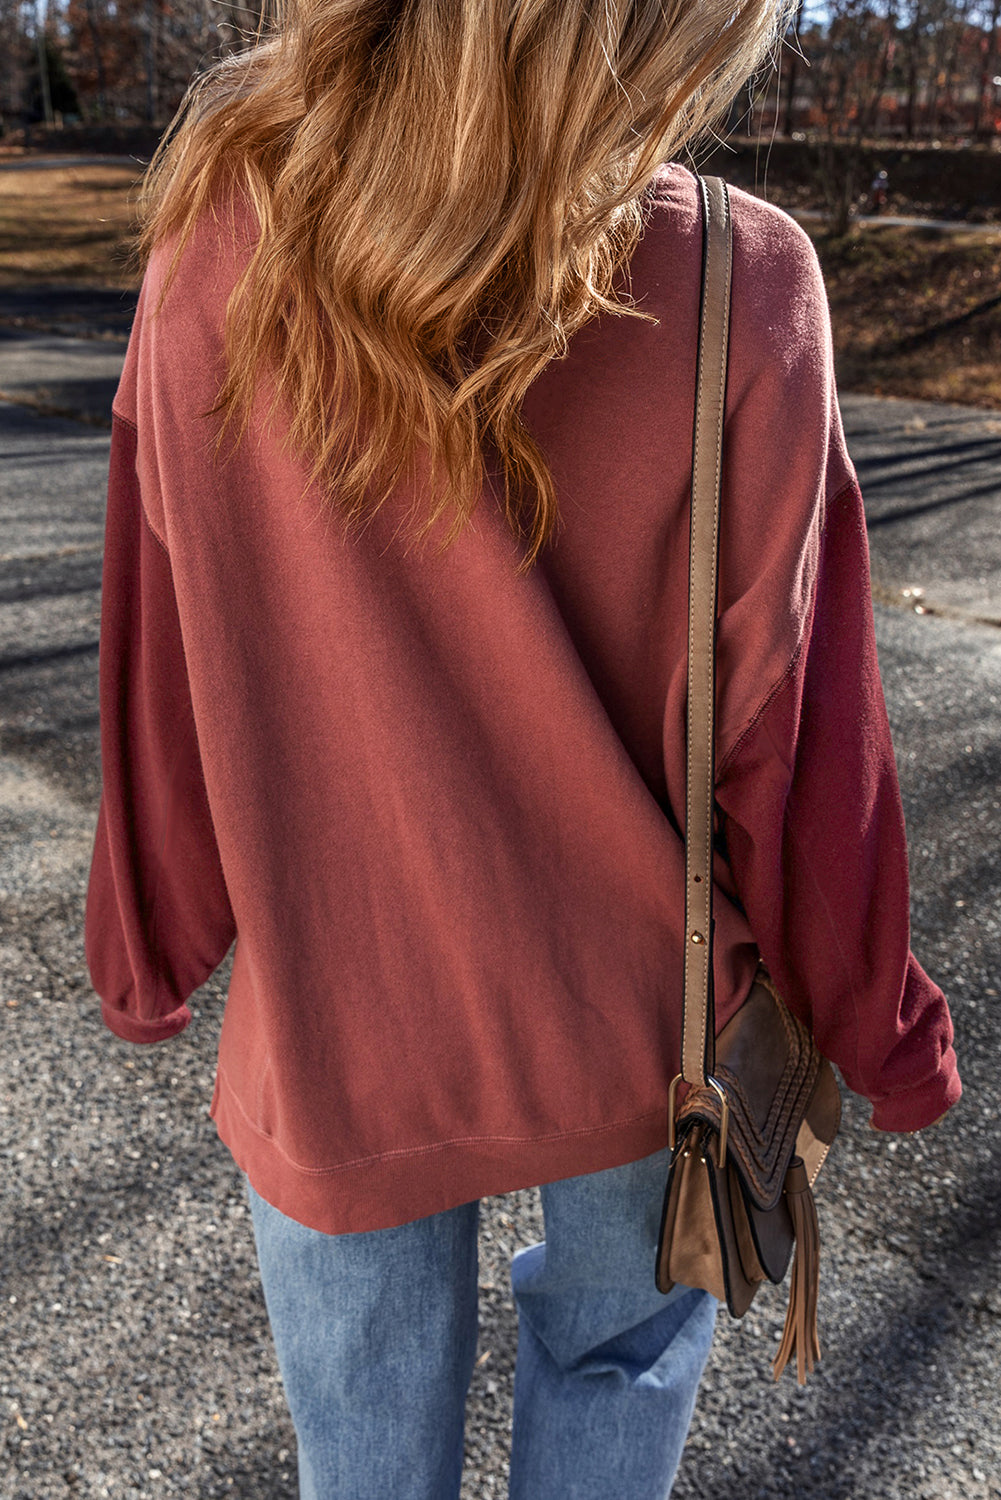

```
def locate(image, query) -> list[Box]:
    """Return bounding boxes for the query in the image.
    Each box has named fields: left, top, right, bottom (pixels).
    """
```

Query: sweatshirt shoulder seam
left=139, top=500, right=171, bottom=559
left=716, top=632, right=806, bottom=781
left=111, top=405, right=137, bottom=433
left=824, top=473, right=858, bottom=514
left=716, top=473, right=859, bottom=781
left=113, top=407, right=171, bottom=557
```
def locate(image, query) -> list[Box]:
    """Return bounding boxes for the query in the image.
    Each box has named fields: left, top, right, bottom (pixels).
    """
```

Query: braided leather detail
left=675, top=973, right=822, bottom=1211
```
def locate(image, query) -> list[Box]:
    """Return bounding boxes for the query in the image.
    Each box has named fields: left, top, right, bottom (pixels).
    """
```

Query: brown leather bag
left=654, top=175, right=842, bottom=1385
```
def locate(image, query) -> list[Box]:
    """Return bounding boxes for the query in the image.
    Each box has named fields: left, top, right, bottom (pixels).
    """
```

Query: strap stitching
left=683, top=177, right=712, bottom=1083
left=682, top=175, right=730, bottom=1086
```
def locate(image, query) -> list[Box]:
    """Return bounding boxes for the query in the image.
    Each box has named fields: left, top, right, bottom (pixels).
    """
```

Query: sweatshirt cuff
left=101, top=999, right=192, bottom=1045
left=867, top=1045, right=962, bottom=1132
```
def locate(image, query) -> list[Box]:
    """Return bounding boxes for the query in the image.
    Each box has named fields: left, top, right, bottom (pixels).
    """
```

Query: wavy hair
left=137, top=0, right=796, bottom=570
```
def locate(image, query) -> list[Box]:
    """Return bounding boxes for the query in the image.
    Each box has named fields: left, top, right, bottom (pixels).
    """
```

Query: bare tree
left=59, top=0, right=267, bottom=123
left=972, top=0, right=1001, bottom=135
left=0, top=0, right=35, bottom=126
left=802, top=0, right=893, bottom=230
left=41, top=0, right=1001, bottom=146
left=782, top=0, right=808, bottom=137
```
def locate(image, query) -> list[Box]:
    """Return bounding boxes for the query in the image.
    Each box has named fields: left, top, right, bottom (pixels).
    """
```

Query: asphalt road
left=1, top=335, right=999, bottom=1500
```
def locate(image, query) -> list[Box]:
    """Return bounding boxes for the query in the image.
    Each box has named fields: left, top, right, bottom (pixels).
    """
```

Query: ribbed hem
left=101, top=999, right=192, bottom=1045
left=209, top=1064, right=671, bottom=1235
left=868, top=1046, right=962, bottom=1132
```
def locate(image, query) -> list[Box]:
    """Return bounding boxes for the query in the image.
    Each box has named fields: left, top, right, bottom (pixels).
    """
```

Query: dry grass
left=0, top=162, right=144, bottom=288
left=0, top=160, right=999, bottom=411
left=809, top=222, right=1001, bottom=411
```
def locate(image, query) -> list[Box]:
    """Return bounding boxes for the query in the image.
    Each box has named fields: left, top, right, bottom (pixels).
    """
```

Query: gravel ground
left=1, top=389, right=999, bottom=1498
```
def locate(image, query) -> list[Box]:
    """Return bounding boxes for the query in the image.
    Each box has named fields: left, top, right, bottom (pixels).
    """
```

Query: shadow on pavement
left=0, top=285, right=138, bottom=340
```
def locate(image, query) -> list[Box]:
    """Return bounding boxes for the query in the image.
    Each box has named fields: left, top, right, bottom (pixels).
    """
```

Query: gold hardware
left=668, top=1073, right=728, bottom=1169
left=691, top=930, right=705, bottom=944
left=706, top=1076, right=729, bottom=1169
left=667, top=1072, right=684, bottom=1151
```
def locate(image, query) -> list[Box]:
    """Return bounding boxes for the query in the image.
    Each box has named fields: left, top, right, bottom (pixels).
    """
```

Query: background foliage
left=0, top=0, right=1000, bottom=148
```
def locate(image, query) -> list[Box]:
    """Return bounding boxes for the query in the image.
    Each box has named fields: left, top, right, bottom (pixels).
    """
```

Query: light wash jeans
left=245, top=1145, right=717, bottom=1500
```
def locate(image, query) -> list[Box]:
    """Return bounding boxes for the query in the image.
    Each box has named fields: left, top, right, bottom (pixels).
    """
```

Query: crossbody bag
left=654, top=174, right=842, bottom=1386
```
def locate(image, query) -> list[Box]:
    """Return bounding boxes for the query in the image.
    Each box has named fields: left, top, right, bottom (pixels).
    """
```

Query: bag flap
left=675, top=967, right=827, bottom=1212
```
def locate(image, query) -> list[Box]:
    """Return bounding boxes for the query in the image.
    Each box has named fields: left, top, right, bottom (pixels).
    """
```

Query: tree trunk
left=866, top=7, right=897, bottom=138
left=974, top=0, right=1001, bottom=140
left=902, top=0, right=925, bottom=140
left=35, top=4, right=54, bottom=126
left=82, top=0, right=108, bottom=118
left=782, top=0, right=805, bottom=136
left=145, top=0, right=157, bottom=124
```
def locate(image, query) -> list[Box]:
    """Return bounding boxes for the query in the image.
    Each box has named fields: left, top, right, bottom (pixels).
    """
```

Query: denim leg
left=508, top=1146, right=717, bottom=1500
left=245, top=1176, right=480, bottom=1500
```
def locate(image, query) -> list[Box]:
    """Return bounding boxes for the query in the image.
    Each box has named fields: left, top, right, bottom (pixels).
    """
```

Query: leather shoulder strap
left=681, top=174, right=732, bottom=1086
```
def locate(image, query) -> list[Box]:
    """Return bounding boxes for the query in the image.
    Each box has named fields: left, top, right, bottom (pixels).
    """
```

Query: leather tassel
left=772, top=1157, right=822, bottom=1385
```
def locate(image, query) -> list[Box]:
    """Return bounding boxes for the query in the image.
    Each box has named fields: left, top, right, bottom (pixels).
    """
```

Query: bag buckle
left=667, top=1073, right=730, bottom=1170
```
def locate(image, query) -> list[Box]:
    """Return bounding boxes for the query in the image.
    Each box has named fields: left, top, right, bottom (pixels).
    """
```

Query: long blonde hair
left=138, top=0, right=794, bottom=570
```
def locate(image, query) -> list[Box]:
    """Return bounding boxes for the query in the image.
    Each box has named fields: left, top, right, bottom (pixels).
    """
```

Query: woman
left=85, top=0, right=961, bottom=1495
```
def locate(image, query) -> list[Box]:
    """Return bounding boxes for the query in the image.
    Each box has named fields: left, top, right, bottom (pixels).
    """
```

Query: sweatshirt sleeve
left=85, top=411, right=237, bottom=1044
left=714, top=474, right=961, bottom=1133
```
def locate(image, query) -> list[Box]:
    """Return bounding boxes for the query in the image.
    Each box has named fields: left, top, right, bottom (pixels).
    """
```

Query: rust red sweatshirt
left=85, top=163, right=961, bottom=1233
